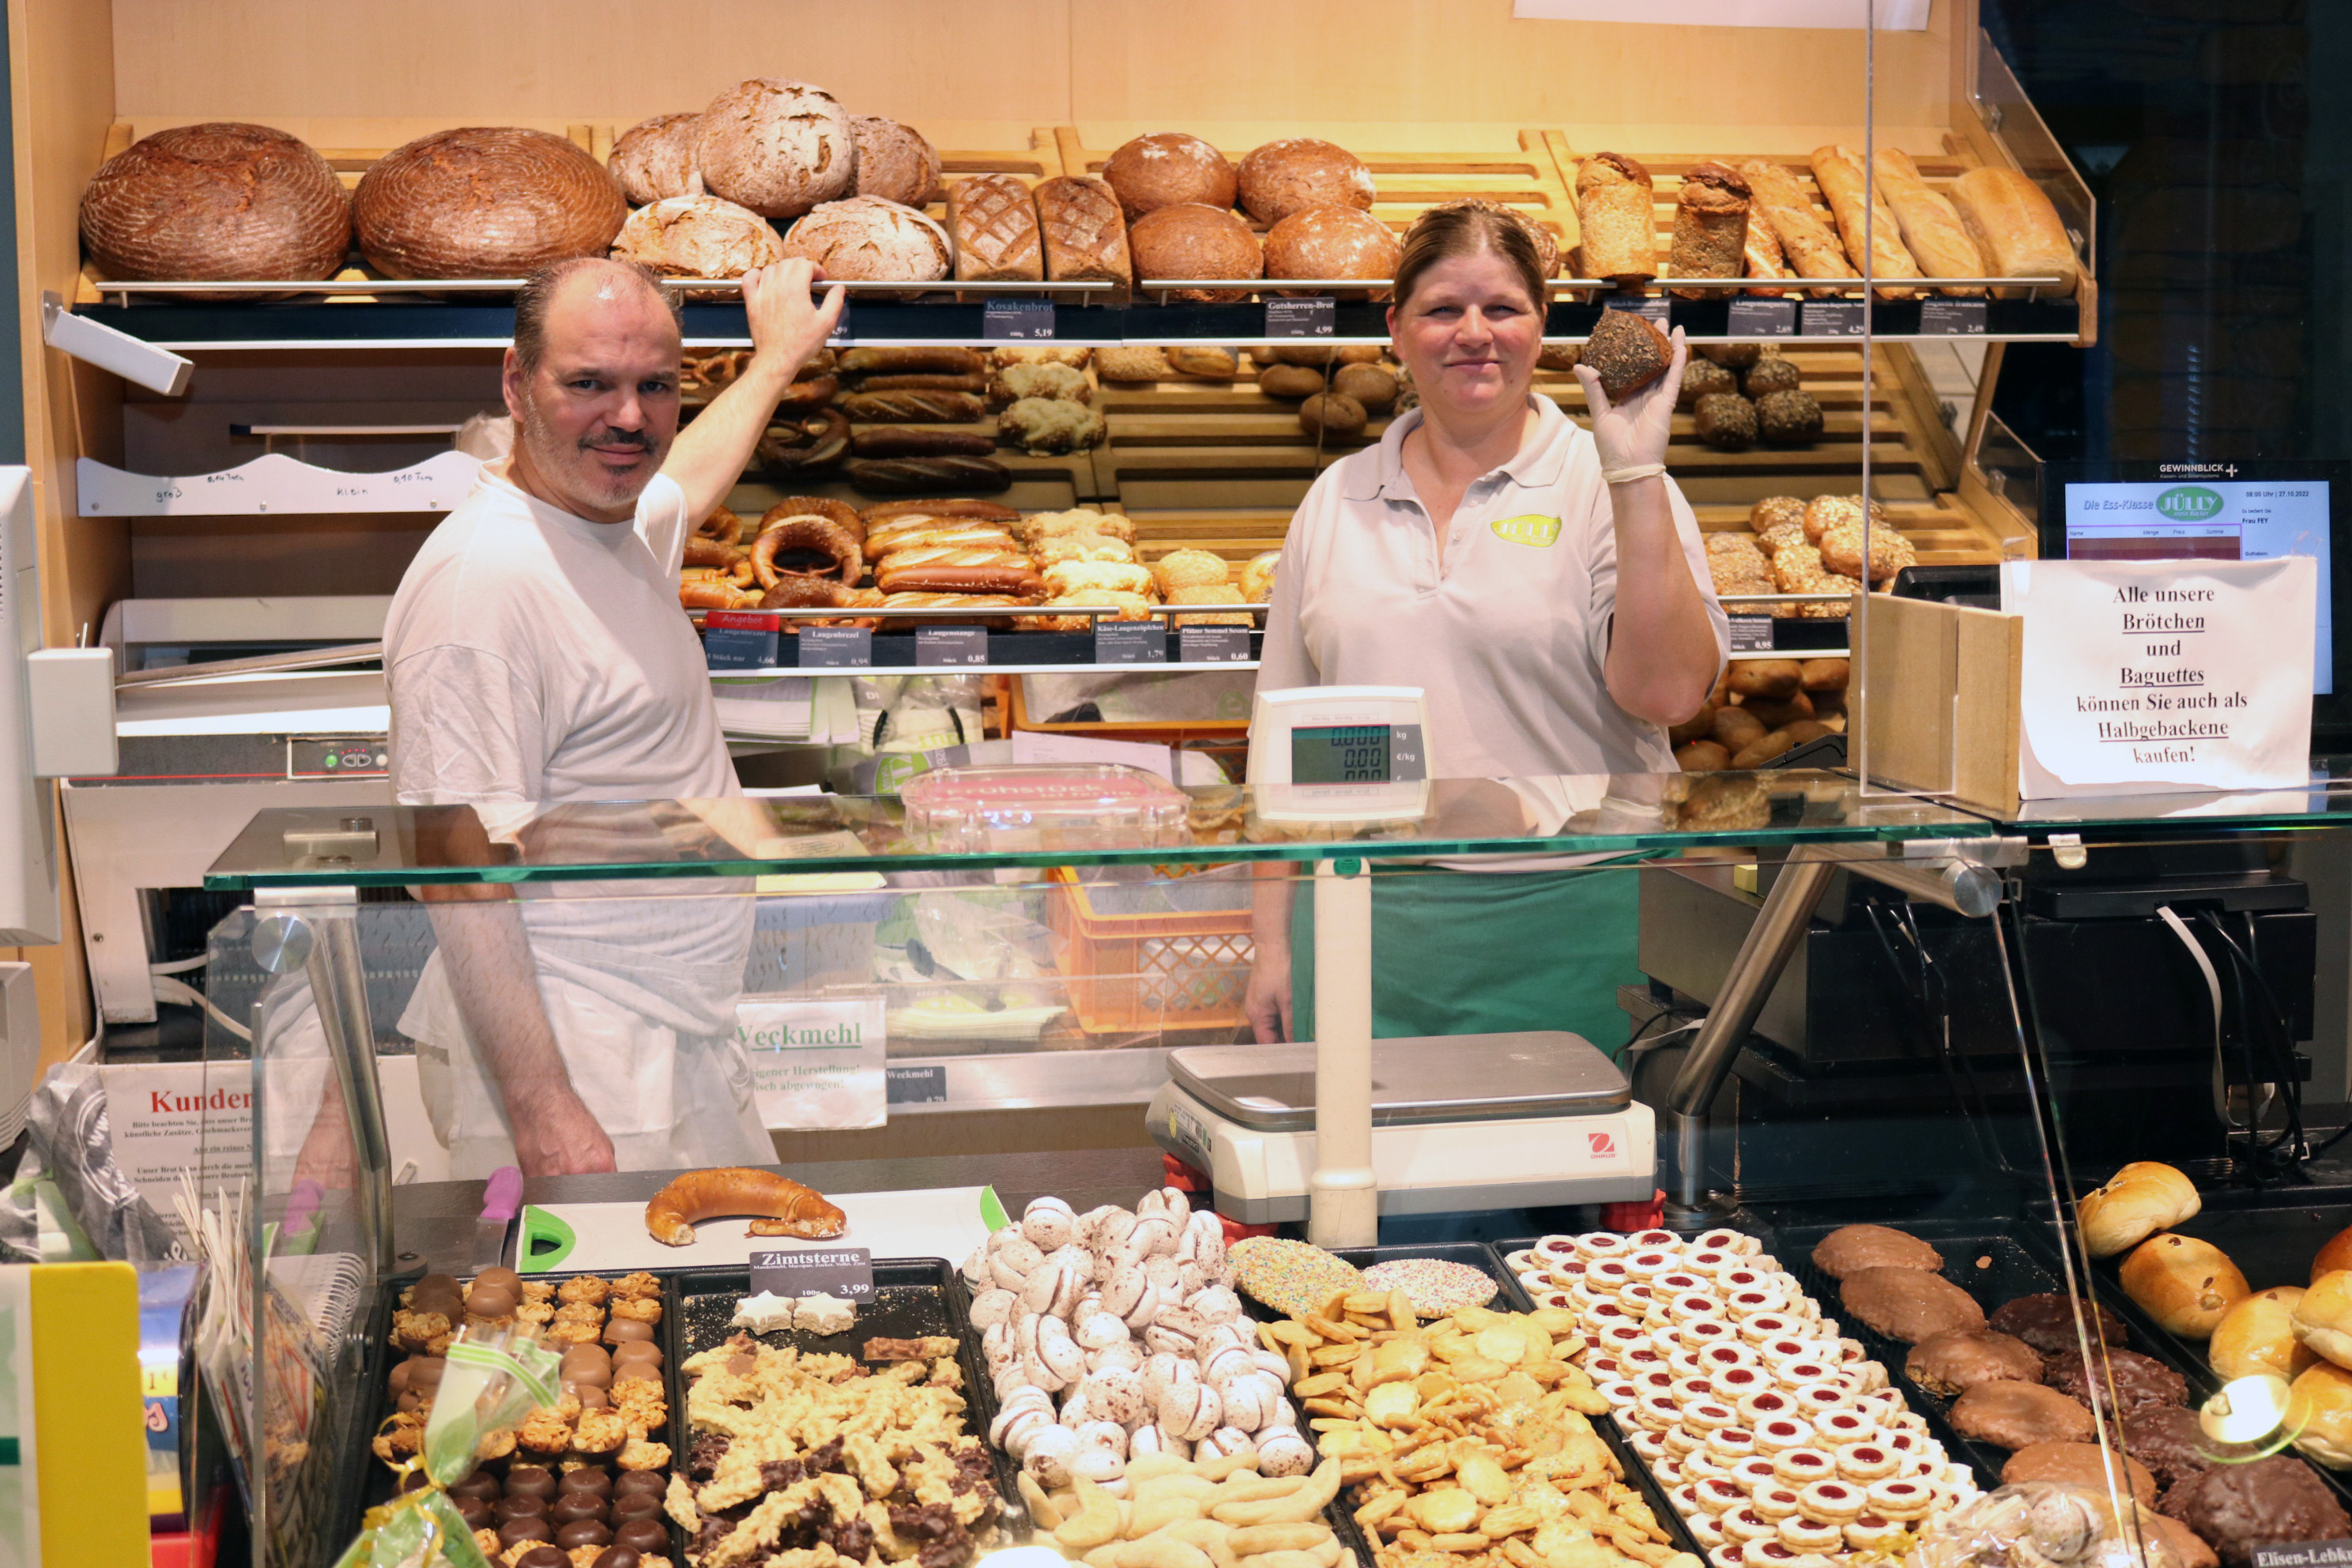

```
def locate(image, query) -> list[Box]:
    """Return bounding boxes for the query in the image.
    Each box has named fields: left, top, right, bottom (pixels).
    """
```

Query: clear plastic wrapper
left=1909, top=1483, right=2183, bottom=1568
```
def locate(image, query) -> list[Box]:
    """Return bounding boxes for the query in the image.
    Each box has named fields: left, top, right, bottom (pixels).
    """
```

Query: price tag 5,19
left=748, top=1246, right=876, bottom=1303
left=984, top=299, right=1055, bottom=341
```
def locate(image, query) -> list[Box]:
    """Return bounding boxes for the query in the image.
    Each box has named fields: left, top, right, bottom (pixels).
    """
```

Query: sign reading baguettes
left=1491, top=514, right=1562, bottom=548
left=2002, top=556, right=2316, bottom=797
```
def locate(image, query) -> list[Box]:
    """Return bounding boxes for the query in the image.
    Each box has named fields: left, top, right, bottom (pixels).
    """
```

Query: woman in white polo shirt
left=1245, top=202, right=1728, bottom=1050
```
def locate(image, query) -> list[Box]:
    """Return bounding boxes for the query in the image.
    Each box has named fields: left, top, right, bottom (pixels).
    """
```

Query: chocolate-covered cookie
left=557, top=1519, right=615, bottom=1549
left=2120, top=1405, right=2267, bottom=1491
left=1988, top=1291, right=2128, bottom=1355
left=512, top=1549, right=569, bottom=1568
left=1812, top=1224, right=1943, bottom=1279
left=1948, top=1378, right=2097, bottom=1449
left=504, top=1464, right=556, bottom=1499
left=497, top=1517, right=555, bottom=1547
left=1906, top=1328, right=2044, bottom=1395
left=559, top=1467, right=612, bottom=1497
left=1841, top=1266, right=1986, bottom=1344
left=2044, top=1345, right=2188, bottom=1418
left=2000, top=1440, right=2156, bottom=1506
left=612, top=1517, right=669, bottom=1555
left=2160, top=1455, right=2352, bottom=1568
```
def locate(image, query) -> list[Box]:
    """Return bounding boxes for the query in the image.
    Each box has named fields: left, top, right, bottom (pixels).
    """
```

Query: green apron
left=1284, top=862, right=1644, bottom=1057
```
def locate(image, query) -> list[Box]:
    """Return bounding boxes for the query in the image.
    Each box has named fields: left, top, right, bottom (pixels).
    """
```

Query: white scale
left=1245, top=685, right=1432, bottom=822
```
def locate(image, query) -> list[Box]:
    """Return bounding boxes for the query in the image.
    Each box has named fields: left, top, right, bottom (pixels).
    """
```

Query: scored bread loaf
left=839, top=390, right=985, bottom=422
left=1872, top=148, right=1989, bottom=297
left=81, top=122, right=352, bottom=293
left=2076, top=1161, right=2201, bottom=1257
left=779, top=195, right=951, bottom=300
left=1951, top=167, right=2079, bottom=299
left=356, top=126, right=624, bottom=279
left=1035, top=175, right=1133, bottom=303
left=1809, top=145, right=1924, bottom=300
left=610, top=194, right=784, bottom=292
left=1668, top=163, right=1751, bottom=300
left=1743, top=214, right=1792, bottom=298
left=947, top=174, right=1042, bottom=286
left=1737, top=160, right=1860, bottom=294
left=1574, top=153, right=1657, bottom=284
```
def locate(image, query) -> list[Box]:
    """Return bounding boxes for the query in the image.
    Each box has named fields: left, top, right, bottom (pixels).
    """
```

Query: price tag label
left=1726, top=299, right=1798, bottom=337
left=798, top=626, right=873, bottom=669
left=984, top=298, right=1056, bottom=340
left=886, top=1065, right=947, bottom=1104
left=2252, top=1541, right=2352, bottom=1568
left=1094, top=621, right=1167, bottom=665
left=826, top=302, right=854, bottom=346
left=1728, top=616, right=1777, bottom=654
left=1178, top=626, right=1253, bottom=664
left=1800, top=300, right=1868, bottom=337
left=748, top=1246, right=876, bottom=1303
left=703, top=612, right=779, bottom=671
left=1265, top=297, right=1336, bottom=338
left=1919, top=299, right=1988, bottom=336
left=916, top=626, right=989, bottom=667
left=1604, top=296, right=1670, bottom=323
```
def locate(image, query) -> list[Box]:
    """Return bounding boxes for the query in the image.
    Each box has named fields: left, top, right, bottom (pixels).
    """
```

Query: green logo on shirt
left=1491, top=514, right=1562, bottom=548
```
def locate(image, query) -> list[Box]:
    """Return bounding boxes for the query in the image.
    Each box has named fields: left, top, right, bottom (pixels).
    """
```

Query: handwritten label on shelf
left=1265, top=298, right=1336, bottom=338
left=916, top=626, right=989, bottom=667
left=77, top=450, right=482, bottom=517
left=748, top=1246, right=876, bottom=1303
left=1094, top=622, right=1167, bottom=665
left=1726, top=300, right=1799, bottom=337
left=1727, top=616, right=1776, bottom=654
left=984, top=299, right=1056, bottom=341
left=1603, top=296, right=1671, bottom=323
left=798, top=627, right=873, bottom=669
left=1179, top=627, right=1253, bottom=664
left=1919, top=300, right=1988, bottom=336
left=703, top=612, right=781, bottom=671
left=1800, top=301, right=1868, bottom=337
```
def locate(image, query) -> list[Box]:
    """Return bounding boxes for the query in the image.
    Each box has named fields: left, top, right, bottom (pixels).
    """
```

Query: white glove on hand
left=1574, top=323, right=1689, bottom=480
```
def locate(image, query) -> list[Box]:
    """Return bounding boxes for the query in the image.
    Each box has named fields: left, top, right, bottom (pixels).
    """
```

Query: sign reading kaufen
left=735, top=997, right=887, bottom=1130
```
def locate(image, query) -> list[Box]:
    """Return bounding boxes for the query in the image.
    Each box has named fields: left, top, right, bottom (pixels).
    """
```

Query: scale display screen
left=1291, top=724, right=1392, bottom=783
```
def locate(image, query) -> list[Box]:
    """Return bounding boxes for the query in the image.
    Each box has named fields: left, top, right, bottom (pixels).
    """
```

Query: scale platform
left=1147, top=1031, right=1656, bottom=1223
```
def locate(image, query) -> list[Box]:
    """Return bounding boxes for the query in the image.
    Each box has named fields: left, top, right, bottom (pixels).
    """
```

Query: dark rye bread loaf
left=81, top=122, right=351, bottom=294
left=356, top=126, right=624, bottom=278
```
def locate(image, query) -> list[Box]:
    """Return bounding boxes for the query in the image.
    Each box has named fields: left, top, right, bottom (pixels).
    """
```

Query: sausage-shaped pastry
left=643, top=1168, right=848, bottom=1245
left=1574, top=152, right=1657, bottom=285
left=1736, top=160, right=1862, bottom=296
left=1809, top=145, right=1924, bottom=300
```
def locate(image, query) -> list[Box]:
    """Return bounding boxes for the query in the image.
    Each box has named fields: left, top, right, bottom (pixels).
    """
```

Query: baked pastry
left=1951, top=166, right=2079, bottom=299
left=2079, top=1162, right=2202, bottom=1258
left=1240, top=552, right=1279, bottom=605
left=1694, top=393, right=1756, bottom=450
left=1262, top=207, right=1400, bottom=295
left=1678, top=359, right=1737, bottom=410
left=1906, top=1328, right=2045, bottom=1395
left=1769, top=541, right=1860, bottom=619
left=608, top=111, right=703, bottom=205
left=991, top=345, right=1089, bottom=369
left=1237, top=138, right=1374, bottom=225
left=850, top=428, right=994, bottom=458
left=1331, top=362, right=1398, bottom=412
left=1756, top=389, right=1825, bottom=445
left=2160, top=1456, right=2351, bottom=1568
left=2044, top=1347, right=2188, bottom=1419
left=356, top=126, right=625, bottom=279
left=1102, top=133, right=1237, bottom=220
left=1743, top=209, right=1792, bottom=297
left=2289, top=1361, right=2352, bottom=1469
left=2210, top=1285, right=2314, bottom=1383
left=1818, top=517, right=1917, bottom=586
left=1990, top=1292, right=2129, bottom=1356
left=2123, top=1233, right=2248, bottom=1339
left=1668, top=162, right=1751, bottom=299
left=998, top=398, right=1106, bottom=454
left=2297, top=1269, right=2352, bottom=1370
left=850, top=116, right=940, bottom=207
left=986, top=362, right=1089, bottom=409
left=1165, top=345, right=1238, bottom=377
left=1809, top=145, right=1924, bottom=300
left=839, top=391, right=985, bottom=422
left=781, top=195, right=950, bottom=299
left=2002, top=1442, right=2157, bottom=1507
left=1750, top=496, right=1807, bottom=537
left=844, top=457, right=1011, bottom=494
left=757, top=409, right=851, bottom=473
left=1035, top=175, right=1134, bottom=303
left=2317, top=1223, right=2352, bottom=1281
left=1167, top=586, right=1251, bottom=628
left=1574, top=153, right=1657, bottom=285
left=1736, top=160, right=1861, bottom=292
left=1804, top=494, right=1886, bottom=544
left=1150, top=549, right=1231, bottom=595
left=1095, top=346, right=1177, bottom=383
left=947, top=173, right=1043, bottom=287
left=1299, top=393, right=1366, bottom=439
left=1128, top=203, right=1263, bottom=303
left=2145, top=1512, right=2221, bottom=1568
left=1948, top=1379, right=2096, bottom=1449
left=1743, top=355, right=1801, bottom=398
left=1581, top=309, right=1672, bottom=400
left=643, top=1167, right=844, bottom=1244
left=1872, top=147, right=1989, bottom=296
left=695, top=78, right=856, bottom=220
left=610, top=194, right=784, bottom=290
left=1838, top=1265, right=1985, bottom=1343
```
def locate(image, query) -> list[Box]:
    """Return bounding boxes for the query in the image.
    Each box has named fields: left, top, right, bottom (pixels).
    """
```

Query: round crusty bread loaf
left=695, top=78, right=856, bottom=220
left=850, top=116, right=940, bottom=208
left=1103, top=133, right=1238, bottom=221
left=355, top=126, right=625, bottom=279
left=1238, top=138, right=1375, bottom=226
left=609, top=111, right=703, bottom=205
left=1263, top=207, right=1399, bottom=296
left=780, top=195, right=949, bottom=299
left=611, top=194, right=784, bottom=292
left=1129, top=203, right=1263, bottom=303
left=81, top=122, right=351, bottom=291
left=2121, top=1231, right=2248, bottom=1340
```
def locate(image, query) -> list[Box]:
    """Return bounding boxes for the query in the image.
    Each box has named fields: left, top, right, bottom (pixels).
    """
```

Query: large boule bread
left=695, top=78, right=855, bottom=220
left=1237, top=138, right=1375, bottom=225
left=609, top=111, right=703, bottom=204
left=2077, top=1160, right=2200, bottom=1257
left=850, top=116, right=940, bottom=208
left=611, top=195, right=784, bottom=291
left=1129, top=203, right=1262, bottom=302
left=2122, top=1232, right=2248, bottom=1339
left=781, top=195, right=949, bottom=299
left=1263, top=207, right=1399, bottom=296
left=356, top=126, right=624, bottom=278
left=1102, top=133, right=1237, bottom=220
left=81, top=122, right=352, bottom=293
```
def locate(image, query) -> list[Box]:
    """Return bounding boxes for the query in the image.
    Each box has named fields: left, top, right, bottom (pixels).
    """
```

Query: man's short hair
left=511, top=257, right=683, bottom=374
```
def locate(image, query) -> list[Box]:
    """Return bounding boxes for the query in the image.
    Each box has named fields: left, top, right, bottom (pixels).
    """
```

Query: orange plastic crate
left=1048, top=867, right=1257, bottom=1034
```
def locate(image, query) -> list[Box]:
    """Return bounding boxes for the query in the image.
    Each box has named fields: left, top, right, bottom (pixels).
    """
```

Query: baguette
left=854, top=372, right=988, bottom=394
left=1872, top=148, right=1989, bottom=296
left=839, top=390, right=986, bottom=423
left=839, top=346, right=986, bottom=378
left=1743, top=217, right=1792, bottom=298
left=1574, top=153, right=1657, bottom=285
left=1668, top=162, right=1751, bottom=300
left=947, top=172, right=1043, bottom=286
left=1737, top=160, right=1861, bottom=295
left=845, top=456, right=1012, bottom=494
left=1035, top=175, right=1134, bottom=303
left=850, top=427, right=997, bottom=458
left=1950, top=166, right=2078, bottom=299
left=861, top=497, right=1021, bottom=526
left=1809, top=145, right=1924, bottom=300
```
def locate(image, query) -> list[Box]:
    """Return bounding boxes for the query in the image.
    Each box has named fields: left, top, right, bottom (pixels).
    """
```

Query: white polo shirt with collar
left=1257, top=394, right=1728, bottom=778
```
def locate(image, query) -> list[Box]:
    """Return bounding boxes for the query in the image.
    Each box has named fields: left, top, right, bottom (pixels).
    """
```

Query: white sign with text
left=2002, top=556, right=2315, bottom=797
left=736, top=996, right=887, bottom=1130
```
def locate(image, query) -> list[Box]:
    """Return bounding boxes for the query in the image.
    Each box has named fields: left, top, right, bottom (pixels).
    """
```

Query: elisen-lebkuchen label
left=2003, top=554, right=2316, bottom=797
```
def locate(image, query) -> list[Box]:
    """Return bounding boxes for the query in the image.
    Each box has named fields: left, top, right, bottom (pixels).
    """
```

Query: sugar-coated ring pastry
left=1777, top=1518, right=1844, bottom=1554
left=1709, top=1430, right=1762, bottom=1462
left=1772, top=1447, right=1838, bottom=1486
left=1721, top=1507, right=1777, bottom=1543
left=1729, top=1456, right=1782, bottom=1491
left=1750, top=1486, right=1804, bottom=1522
left=1736, top=1389, right=1797, bottom=1427
left=1574, top=1232, right=1629, bottom=1257
left=1693, top=1477, right=1749, bottom=1515
left=1752, top=1415, right=1817, bottom=1455
left=1796, top=1479, right=1866, bottom=1525
left=1863, top=1477, right=1933, bottom=1522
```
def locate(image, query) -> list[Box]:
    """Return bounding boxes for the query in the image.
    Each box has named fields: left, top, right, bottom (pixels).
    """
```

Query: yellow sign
left=1491, top=514, right=1562, bottom=548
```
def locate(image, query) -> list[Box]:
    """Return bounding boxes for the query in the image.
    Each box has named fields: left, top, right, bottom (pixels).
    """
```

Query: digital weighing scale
left=1147, top=1031, right=1657, bottom=1223
left=1245, top=685, right=1431, bottom=822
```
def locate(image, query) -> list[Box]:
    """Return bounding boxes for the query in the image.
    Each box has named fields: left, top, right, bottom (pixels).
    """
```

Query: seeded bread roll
left=1035, top=175, right=1133, bottom=303
left=1238, top=138, right=1375, bottom=226
left=1574, top=153, right=1657, bottom=285
left=1102, top=133, right=1238, bottom=220
left=1694, top=393, right=1757, bottom=450
left=1668, top=162, right=1751, bottom=300
left=1581, top=309, right=1672, bottom=399
left=609, top=112, right=703, bottom=205
left=947, top=174, right=1042, bottom=286
left=1129, top=203, right=1263, bottom=303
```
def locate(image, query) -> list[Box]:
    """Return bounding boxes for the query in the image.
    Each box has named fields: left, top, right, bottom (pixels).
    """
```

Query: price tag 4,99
left=1265, top=297, right=1335, bottom=338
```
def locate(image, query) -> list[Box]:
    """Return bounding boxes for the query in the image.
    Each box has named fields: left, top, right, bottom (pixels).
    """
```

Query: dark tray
left=668, top=1257, right=1024, bottom=1525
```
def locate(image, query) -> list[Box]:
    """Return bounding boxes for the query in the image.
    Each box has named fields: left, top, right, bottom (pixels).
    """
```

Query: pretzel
left=750, top=513, right=865, bottom=590
left=643, top=1167, right=846, bottom=1246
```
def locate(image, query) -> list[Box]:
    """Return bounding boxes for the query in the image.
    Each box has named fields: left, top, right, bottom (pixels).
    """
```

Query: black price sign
left=887, top=1065, right=946, bottom=1104
left=1919, top=299, right=1988, bottom=336
left=827, top=303, right=854, bottom=346
left=917, top=626, right=989, bottom=667
left=1726, top=300, right=1798, bottom=337
left=798, top=626, right=873, bottom=669
left=1178, top=627, right=1253, bottom=664
left=1728, top=617, right=1776, bottom=654
left=1800, top=300, right=1868, bottom=337
left=1604, top=296, right=1670, bottom=323
left=985, top=298, right=1056, bottom=340
left=1095, top=621, right=1167, bottom=665
left=1265, top=297, right=1335, bottom=338
left=748, top=1246, right=876, bottom=1303
left=703, top=612, right=779, bottom=671
left=2253, top=1543, right=2352, bottom=1568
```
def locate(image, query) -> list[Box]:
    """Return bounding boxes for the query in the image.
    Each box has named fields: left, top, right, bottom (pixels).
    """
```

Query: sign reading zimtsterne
left=2001, top=556, right=2316, bottom=796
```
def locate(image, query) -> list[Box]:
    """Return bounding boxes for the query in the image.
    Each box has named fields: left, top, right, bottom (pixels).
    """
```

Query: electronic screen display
left=1291, top=724, right=1391, bottom=783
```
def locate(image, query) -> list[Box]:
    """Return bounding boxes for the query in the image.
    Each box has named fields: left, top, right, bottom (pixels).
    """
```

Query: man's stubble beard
left=514, top=385, right=670, bottom=515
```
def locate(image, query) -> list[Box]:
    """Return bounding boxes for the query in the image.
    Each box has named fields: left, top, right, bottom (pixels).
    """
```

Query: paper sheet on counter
left=514, top=1185, right=1007, bottom=1274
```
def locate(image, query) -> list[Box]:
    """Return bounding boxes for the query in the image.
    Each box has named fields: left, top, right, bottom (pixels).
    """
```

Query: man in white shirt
left=383, top=255, right=842, bottom=1177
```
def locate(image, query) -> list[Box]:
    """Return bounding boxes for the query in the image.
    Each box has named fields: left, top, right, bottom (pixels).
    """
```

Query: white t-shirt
left=1257, top=395, right=1728, bottom=778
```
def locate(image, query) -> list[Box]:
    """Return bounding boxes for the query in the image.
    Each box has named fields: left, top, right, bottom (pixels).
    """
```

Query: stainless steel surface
left=1849, top=857, right=2003, bottom=918
left=1170, top=1031, right=1630, bottom=1132
left=891, top=1048, right=1172, bottom=1114
left=119, top=641, right=384, bottom=687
